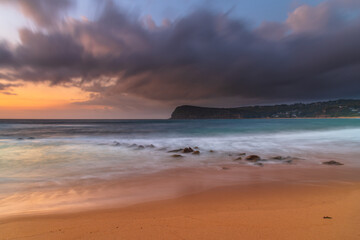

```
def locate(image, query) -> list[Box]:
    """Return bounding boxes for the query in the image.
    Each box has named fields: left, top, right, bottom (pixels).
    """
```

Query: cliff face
left=170, top=100, right=360, bottom=119
left=171, top=106, right=242, bottom=119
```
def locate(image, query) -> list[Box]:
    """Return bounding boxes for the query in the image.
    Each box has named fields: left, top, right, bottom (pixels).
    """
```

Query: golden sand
left=1, top=178, right=360, bottom=240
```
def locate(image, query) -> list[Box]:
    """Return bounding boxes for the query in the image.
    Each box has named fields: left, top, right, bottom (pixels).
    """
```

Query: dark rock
left=209, top=150, right=215, bottom=153
left=171, top=154, right=183, bottom=158
left=234, top=157, right=242, bottom=161
left=182, top=147, right=194, bottom=153
left=323, top=216, right=332, bottom=219
left=194, top=146, right=199, bottom=149
left=271, top=156, right=293, bottom=163
left=255, top=162, right=264, bottom=167
left=222, top=167, right=230, bottom=170
left=17, top=138, right=24, bottom=140
left=238, top=153, right=246, bottom=156
left=27, top=137, right=35, bottom=140
left=113, top=141, right=121, bottom=146
left=168, top=149, right=183, bottom=153
left=192, top=150, right=200, bottom=155
left=146, top=144, right=155, bottom=148
left=245, top=155, right=261, bottom=162
left=137, top=145, right=145, bottom=149
left=322, top=160, right=344, bottom=166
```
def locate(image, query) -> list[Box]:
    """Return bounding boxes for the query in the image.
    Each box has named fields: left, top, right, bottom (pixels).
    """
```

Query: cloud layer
left=2, top=0, right=72, bottom=27
left=1, top=0, right=360, bottom=110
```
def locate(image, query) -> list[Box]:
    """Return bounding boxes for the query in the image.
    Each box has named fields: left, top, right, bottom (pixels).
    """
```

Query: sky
left=0, top=0, right=359, bottom=119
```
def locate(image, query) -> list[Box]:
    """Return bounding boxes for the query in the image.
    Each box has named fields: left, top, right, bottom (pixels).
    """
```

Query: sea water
left=1, top=119, right=360, bottom=217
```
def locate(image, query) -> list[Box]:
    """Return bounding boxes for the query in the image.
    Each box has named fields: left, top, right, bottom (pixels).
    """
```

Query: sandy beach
left=2, top=0, right=360, bottom=238
left=1, top=165, right=360, bottom=240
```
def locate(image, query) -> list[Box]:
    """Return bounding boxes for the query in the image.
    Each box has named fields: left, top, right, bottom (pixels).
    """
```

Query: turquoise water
left=1, top=119, right=360, bottom=216
left=1, top=118, right=360, bottom=138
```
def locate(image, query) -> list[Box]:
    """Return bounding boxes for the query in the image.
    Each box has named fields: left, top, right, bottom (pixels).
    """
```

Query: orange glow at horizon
left=0, top=81, right=168, bottom=119
left=0, top=82, right=90, bottom=110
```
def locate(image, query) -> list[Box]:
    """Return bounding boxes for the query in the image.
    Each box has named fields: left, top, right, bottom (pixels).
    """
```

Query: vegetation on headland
left=171, top=99, right=360, bottom=119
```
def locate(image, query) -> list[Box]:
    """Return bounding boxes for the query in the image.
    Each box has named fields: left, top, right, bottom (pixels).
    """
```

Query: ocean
left=1, top=119, right=360, bottom=217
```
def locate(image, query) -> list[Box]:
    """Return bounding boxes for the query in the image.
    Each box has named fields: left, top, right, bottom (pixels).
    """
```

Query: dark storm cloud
left=0, top=82, right=21, bottom=95
left=0, top=43, right=14, bottom=65
left=0, top=82, right=15, bottom=90
left=1, top=0, right=360, bottom=106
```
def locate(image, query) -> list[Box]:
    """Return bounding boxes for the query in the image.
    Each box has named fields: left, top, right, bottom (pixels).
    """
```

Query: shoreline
left=1, top=179, right=360, bottom=240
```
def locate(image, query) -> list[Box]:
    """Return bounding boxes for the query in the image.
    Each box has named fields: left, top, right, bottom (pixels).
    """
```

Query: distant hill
left=170, top=99, right=360, bottom=119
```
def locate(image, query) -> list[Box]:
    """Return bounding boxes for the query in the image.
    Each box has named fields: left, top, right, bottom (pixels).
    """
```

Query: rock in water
left=192, top=150, right=200, bottom=155
left=182, top=147, right=194, bottom=153
left=234, top=157, right=242, bottom=161
left=270, top=156, right=294, bottom=164
left=171, top=154, right=183, bottom=158
left=245, top=155, right=261, bottom=162
left=322, top=160, right=344, bottom=166
left=168, top=149, right=183, bottom=153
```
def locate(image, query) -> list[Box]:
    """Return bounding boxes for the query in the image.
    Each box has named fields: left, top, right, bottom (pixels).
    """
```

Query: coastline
left=170, top=100, right=360, bottom=119
left=1, top=165, right=360, bottom=240
left=169, top=117, right=360, bottom=120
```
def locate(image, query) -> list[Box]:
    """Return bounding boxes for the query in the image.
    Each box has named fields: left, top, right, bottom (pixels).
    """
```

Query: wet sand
left=1, top=165, right=360, bottom=240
